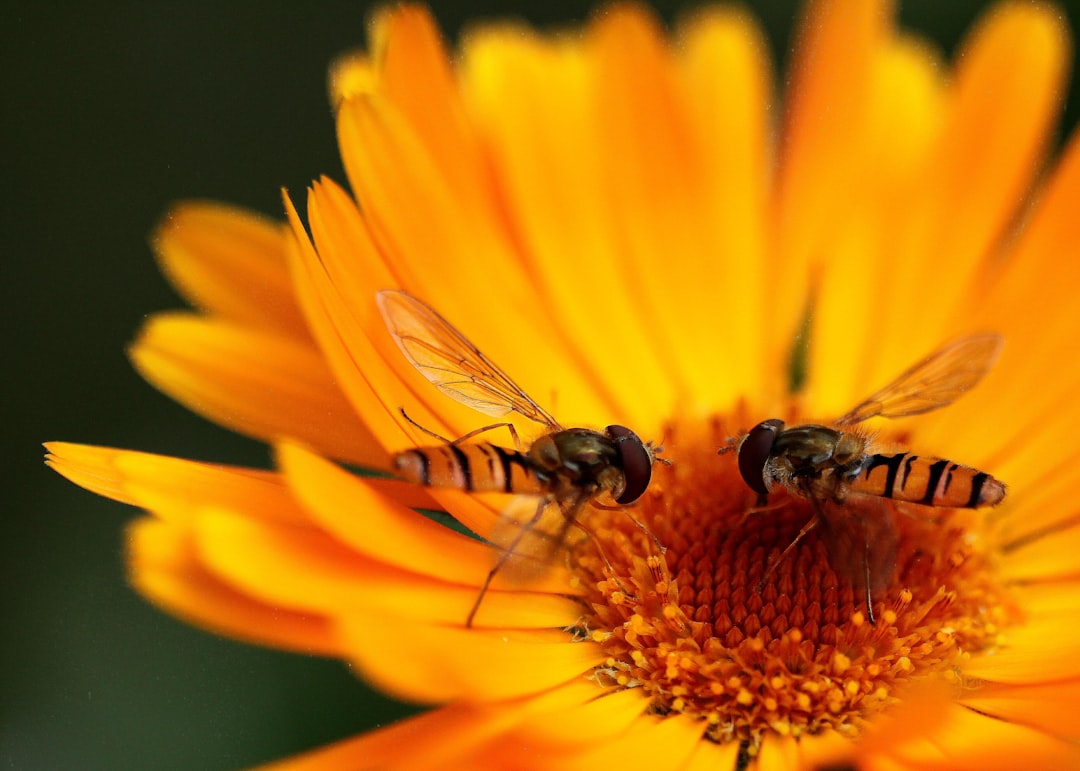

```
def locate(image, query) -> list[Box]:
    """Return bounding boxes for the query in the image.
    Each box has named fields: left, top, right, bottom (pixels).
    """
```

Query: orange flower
left=47, top=2, right=1080, bottom=768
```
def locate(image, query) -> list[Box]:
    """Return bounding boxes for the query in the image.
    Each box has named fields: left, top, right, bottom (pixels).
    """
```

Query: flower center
left=567, top=413, right=1018, bottom=750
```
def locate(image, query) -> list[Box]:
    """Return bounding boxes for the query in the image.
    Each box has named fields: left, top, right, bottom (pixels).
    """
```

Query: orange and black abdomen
left=393, top=444, right=548, bottom=495
left=851, top=453, right=1005, bottom=508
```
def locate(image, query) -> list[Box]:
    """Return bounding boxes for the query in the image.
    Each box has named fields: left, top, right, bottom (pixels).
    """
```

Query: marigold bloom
left=47, top=1, right=1080, bottom=769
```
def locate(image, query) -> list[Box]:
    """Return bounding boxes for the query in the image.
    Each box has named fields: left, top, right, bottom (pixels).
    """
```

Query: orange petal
left=337, top=613, right=604, bottom=703
left=542, top=711, right=707, bottom=771
left=881, top=2, right=1069, bottom=358
left=193, top=507, right=579, bottom=629
left=459, top=22, right=677, bottom=427
left=998, top=521, right=1080, bottom=583
left=128, top=519, right=340, bottom=656
left=276, top=441, right=570, bottom=596
left=299, top=178, right=500, bottom=443
left=675, top=7, right=775, bottom=410
left=682, top=738, right=742, bottom=771
left=336, top=94, right=613, bottom=428
left=962, top=613, right=1080, bottom=683
left=44, top=442, right=305, bottom=525
left=960, top=679, right=1080, bottom=742
left=806, top=35, right=947, bottom=414
left=775, top=0, right=892, bottom=356
left=152, top=202, right=309, bottom=337
left=130, top=313, right=381, bottom=467
left=587, top=6, right=725, bottom=411
left=881, top=703, right=1080, bottom=770
left=254, top=703, right=513, bottom=771
left=285, top=187, right=451, bottom=452
left=374, top=5, right=488, bottom=211
left=504, top=686, right=648, bottom=749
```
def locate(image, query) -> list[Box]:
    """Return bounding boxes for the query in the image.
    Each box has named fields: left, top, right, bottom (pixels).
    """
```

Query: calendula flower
left=47, top=0, right=1080, bottom=768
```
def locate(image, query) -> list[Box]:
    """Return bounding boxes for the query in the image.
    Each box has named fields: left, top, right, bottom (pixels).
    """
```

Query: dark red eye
left=737, top=419, right=784, bottom=496
left=606, top=425, right=652, bottom=504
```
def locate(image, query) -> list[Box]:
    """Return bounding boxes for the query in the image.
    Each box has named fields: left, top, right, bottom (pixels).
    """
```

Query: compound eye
left=737, top=419, right=783, bottom=496
left=606, top=425, right=652, bottom=504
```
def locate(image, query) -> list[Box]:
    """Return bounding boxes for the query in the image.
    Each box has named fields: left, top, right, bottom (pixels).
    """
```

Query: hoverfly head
left=605, top=425, right=653, bottom=505
left=736, top=419, right=785, bottom=496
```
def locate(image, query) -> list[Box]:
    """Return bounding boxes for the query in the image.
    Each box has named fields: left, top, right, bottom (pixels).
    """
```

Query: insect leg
left=860, top=520, right=876, bottom=626
left=755, top=509, right=820, bottom=592
left=465, top=496, right=549, bottom=628
left=571, top=512, right=637, bottom=601
left=399, top=407, right=522, bottom=449
left=589, top=500, right=666, bottom=555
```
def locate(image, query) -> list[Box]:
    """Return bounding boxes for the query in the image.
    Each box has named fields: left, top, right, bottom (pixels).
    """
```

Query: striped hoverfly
left=729, top=333, right=1006, bottom=623
left=377, top=289, right=662, bottom=627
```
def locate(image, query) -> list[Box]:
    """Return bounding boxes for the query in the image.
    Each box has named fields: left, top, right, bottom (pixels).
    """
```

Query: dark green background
left=6, top=2, right=1078, bottom=769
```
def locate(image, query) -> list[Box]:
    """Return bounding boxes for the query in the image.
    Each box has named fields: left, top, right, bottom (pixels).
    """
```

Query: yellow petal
left=338, top=613, right=604, bottom=703
left=152, top=202, right=309, bottom=337
left=128, top=519, right=340, bottom=655
left=130, top=313, right=381, bottom=467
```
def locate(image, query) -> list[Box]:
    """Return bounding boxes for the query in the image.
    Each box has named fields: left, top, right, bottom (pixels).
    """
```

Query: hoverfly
left=730, top=333, right=1006, bottom=623
left=376, top=289, right=662, bottom=627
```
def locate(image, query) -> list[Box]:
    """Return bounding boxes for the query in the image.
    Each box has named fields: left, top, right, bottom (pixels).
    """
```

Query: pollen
left=570, top=416, right=1019, bottom=751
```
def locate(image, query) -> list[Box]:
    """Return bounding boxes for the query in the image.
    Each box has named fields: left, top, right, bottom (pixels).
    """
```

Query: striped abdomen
left=851, top=453, right=1005, bottom=508
left=393, top=444, right=548, bottom=494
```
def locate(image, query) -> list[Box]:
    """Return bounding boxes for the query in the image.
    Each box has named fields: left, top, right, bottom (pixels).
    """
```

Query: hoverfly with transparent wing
left=377, top=289, right=663, bottom=627
left=729, top=333, right=1006, bottom=623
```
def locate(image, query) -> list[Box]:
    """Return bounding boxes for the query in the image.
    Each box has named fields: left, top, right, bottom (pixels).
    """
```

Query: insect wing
left=817, top=496, right=899, bottom=601
left=834, top=333, right=1003, bottom=427
left=487, top=494, right=585, bottom=583
left=377, top=289, right=561, bottom=427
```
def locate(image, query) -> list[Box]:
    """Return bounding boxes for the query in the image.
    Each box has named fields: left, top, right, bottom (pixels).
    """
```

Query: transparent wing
left=376, top=289, right=561, bottom=428
left=834, top=333, right=1003, bottom=427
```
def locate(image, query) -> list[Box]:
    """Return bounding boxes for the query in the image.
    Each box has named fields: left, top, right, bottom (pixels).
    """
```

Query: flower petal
left=128, top=519, right=340, bottom=655
left=506, top=686, right=648, bottom=749
left=962, top=613, right=1080, bottom=683
left=193, top=507, right=579, bottom=629
left=276, top=440, right=571, bottom=596
left=681, top=738, right=742, bottom=771
left=338, top=613, right=604, bottom=703
left=960, top=679, right=1080, bottom=743
left=152, top=202, right=309, bottom=337
left=874, top=1, right=1069, bottom=363
left=775, top=0, right=890, bottom=362
left=130, top=313, right=381, bottom=467
left=44, top=441, right=305, bottom=520
left=335, top=93, right=614, bottom=429
left=459, top=21, right=678, bottom=427
left=675, top=7, right=774, bottom=409
left=534, top=711, right=707, bottom=771
left=254, top=703, right=513, bottom=771
left=882, top=703, right=1080, bottom=770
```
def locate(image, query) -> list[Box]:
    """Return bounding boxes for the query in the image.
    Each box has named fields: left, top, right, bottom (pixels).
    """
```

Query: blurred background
left=5, top=1, right=1079, bottom=768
